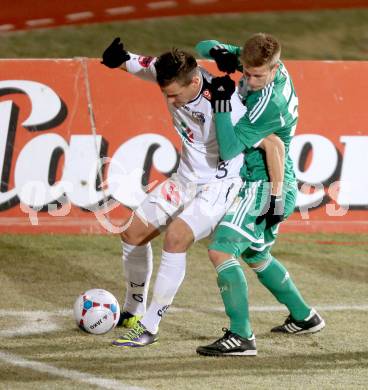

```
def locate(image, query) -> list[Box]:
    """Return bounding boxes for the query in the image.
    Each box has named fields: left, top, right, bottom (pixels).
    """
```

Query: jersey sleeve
left=234, top=100, right=283, bottom=149
left=125, top=53, right=157, bottom=83
left=214, top=112, right=246, bottom=160
left=195, top=40, right=242, bottom=59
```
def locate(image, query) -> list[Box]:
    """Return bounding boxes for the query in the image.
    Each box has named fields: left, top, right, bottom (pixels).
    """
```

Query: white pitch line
left=0, top=352, right=147, bottom=390
left=249, top=304, right=368, bottom=312
left=169, top=303, right=368, bottom=313
left=0, top=304, right=366, bottom=337
left=1, top=303, right=367, bottom=320
left=0, top=303, right=366, bottom=388
left=302, top=304, right=368, bottom=311
left=0, top=309, right=72, bottom=317
left=0, top=311, right=59, bottom=337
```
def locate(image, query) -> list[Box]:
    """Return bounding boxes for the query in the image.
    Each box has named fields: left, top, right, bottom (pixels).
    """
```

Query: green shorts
left=209, top=180, right=297, bottom=263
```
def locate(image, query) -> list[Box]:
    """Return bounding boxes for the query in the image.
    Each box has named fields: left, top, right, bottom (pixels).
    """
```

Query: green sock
left=255, top=256, right=311, bottom=320
left=216, top=259, right=253, bottom=339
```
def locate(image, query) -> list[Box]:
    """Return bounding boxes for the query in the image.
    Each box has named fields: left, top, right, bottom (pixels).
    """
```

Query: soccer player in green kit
left=195, top=33, right=325, bottom=356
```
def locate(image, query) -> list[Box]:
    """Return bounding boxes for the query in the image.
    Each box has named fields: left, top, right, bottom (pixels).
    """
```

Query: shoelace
left=212, top=327, right=232, bottom=344
left=283, top=315, right=294, bottom=325
left=123, top=324, right=145, bottom=340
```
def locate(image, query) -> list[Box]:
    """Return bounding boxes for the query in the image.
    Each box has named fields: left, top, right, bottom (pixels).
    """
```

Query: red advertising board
left=0, top=59, right=367, bottom=233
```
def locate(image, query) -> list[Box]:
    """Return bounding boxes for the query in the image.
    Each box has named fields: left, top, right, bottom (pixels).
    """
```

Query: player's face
left=161, top=76, right=201, bottom=108
left=242, top=63, right=279, bottom=91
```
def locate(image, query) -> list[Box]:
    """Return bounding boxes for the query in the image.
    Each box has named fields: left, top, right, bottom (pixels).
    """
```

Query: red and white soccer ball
left=73, top=289, right=120, bottom=335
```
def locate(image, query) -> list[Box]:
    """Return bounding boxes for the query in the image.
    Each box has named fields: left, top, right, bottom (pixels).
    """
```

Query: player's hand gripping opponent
left=256, top=194, right=284, bottom=229
left=210, top=75, right=235, bottom=113
left=210, top=46, right=238, bottom=74
left=101, top=37, right=130, bottom=68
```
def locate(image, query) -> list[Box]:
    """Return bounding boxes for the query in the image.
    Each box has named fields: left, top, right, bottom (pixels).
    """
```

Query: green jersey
left=196, top=40, right=298, bottom=183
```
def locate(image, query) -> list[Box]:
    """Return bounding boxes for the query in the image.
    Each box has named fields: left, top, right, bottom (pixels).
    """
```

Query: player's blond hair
left=241, top=33, right=281, bottom=68
left=155, top=48, right=198, bottom=87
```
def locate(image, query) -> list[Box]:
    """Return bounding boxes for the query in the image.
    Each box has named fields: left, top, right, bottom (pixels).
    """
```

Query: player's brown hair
left=241, top=33, right=281, bottom=68
left=155, top=48, right=198, bottom=87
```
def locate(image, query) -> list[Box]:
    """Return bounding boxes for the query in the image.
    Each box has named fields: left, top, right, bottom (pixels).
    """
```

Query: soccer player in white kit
left=101, top=38, right=284, bottom=348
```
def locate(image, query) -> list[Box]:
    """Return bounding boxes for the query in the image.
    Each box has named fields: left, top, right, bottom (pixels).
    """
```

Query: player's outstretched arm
left=211, top=76, right=245, bottom=160
left=195, top=40, right=222, bottom=59
left=101, top=37, right=130, bottom=70
left=101, top=38, right=157, bottom=82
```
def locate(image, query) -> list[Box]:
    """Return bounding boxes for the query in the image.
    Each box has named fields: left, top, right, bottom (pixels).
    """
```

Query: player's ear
left=191, top=75, right=201, bottom=87
left=272, top=62, right=280, bottom=75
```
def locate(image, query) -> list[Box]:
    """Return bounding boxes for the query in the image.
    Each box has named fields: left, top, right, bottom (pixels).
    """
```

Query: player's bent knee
left=120, top=216, right=158, bottom=246
left=248, top=260, right=268, bottom=270
left=120, top=229, right=141, bottom=245
left=164, top=227, right=193, bottom=252
left=245, top=253, right=272, bottom=272
left=242, top=250, right=272, bottom=268
left=208, top=249, right=231, bottom=267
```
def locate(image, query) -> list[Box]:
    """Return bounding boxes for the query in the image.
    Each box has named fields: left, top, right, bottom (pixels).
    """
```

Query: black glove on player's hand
left=256, top=195, right=284, bottom=229
left=209, top=46, right=238, bottom=74
left=101, top=37, right=130, bottom=68
left=210, top=75, right=235, bottom=113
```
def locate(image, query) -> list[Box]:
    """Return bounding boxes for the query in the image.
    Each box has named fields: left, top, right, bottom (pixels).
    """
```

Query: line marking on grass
left=0, top=305, right=366, bottom=388
left=0, top=303, right=367, bottom=337
left=0, top=310, right=59, bottom=337
left=1, top=303, right=367, bottom=320
left=170, top=304, right=368, bottom=313
left=0, top=351, right=148, bottom=390
left=250, top=304, right=368, bottom=312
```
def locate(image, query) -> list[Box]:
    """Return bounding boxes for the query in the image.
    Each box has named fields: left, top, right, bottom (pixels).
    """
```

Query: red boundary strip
left=279, top=237, right=368, bottom=245
left=1, top=0, right=368, bottom=32
left=0, top=218, right=367, bottom=234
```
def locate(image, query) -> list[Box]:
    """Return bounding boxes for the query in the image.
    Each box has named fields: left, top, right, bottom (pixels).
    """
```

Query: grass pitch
left=0, top=233, right=367, bottom=389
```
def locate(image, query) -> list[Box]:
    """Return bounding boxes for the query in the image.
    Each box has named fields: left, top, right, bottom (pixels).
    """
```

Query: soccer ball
left=73, top=289, right=120, bottom=335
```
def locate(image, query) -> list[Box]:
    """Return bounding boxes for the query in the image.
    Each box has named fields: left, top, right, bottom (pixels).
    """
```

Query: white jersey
left=125, top=53, right=246, bottom=184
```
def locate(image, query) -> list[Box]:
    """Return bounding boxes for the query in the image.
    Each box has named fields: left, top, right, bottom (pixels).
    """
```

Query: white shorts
left=135, top=174, right=242, bottom=241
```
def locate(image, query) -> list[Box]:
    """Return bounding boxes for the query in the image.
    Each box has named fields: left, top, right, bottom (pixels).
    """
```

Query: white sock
left=141, top=250, right=186, bottom=334
left=121, top=241, right=153, bottom=316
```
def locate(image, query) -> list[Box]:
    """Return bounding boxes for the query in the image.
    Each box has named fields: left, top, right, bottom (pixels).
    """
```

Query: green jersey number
left=281, top=67, right=298, bottom=135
